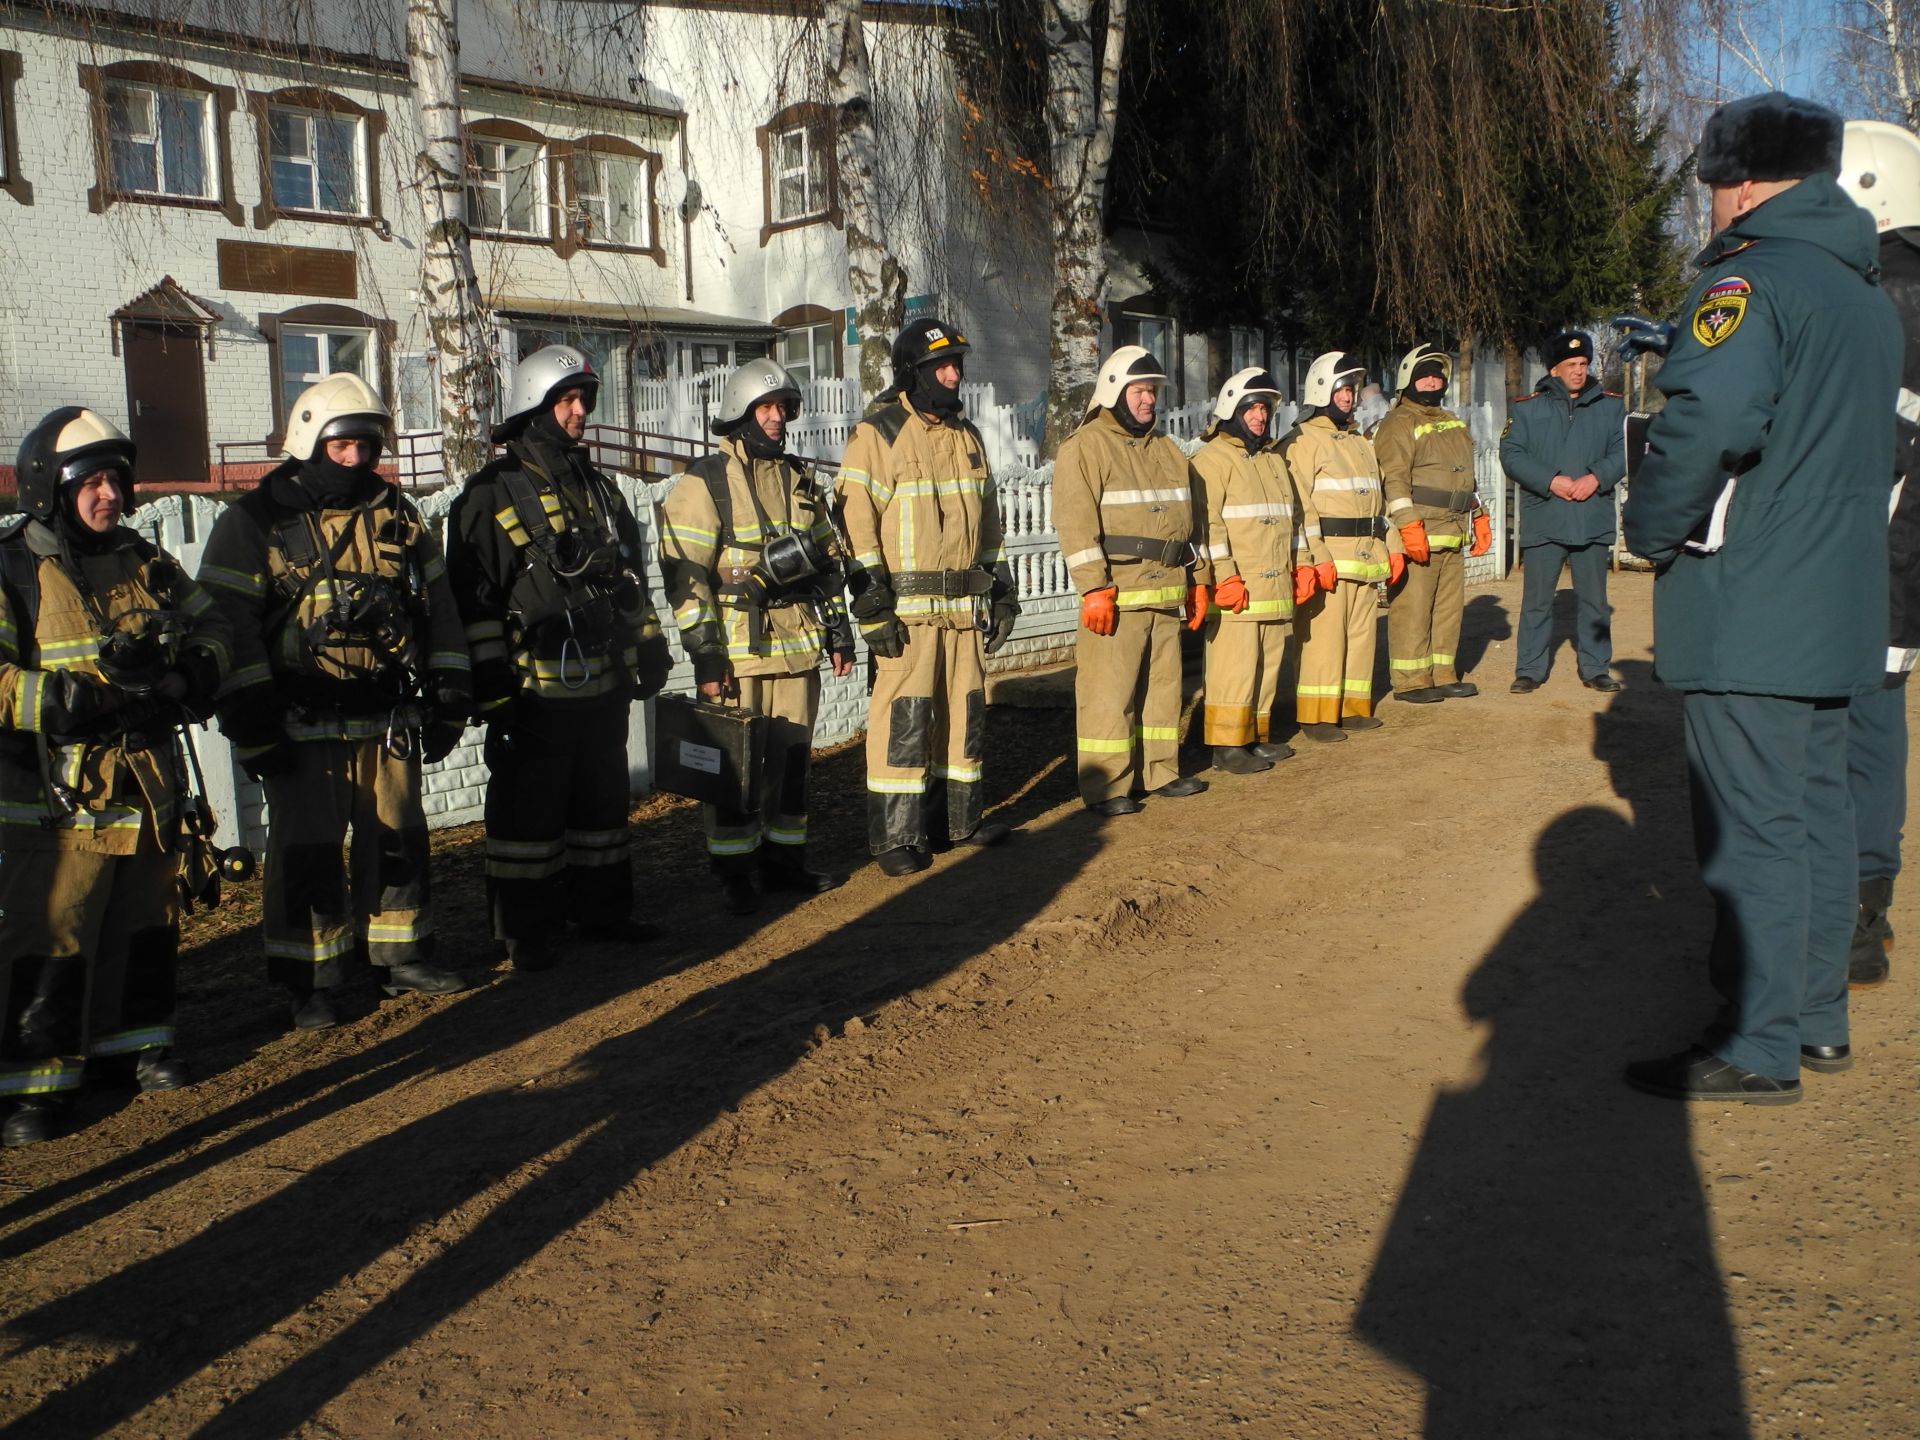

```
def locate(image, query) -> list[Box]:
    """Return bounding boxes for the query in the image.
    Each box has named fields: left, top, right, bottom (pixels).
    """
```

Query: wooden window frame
left=756, top=102, right=841, bottom=245
left=0, top=51, right=29, bottom=205
left=259, top=302, right=395, bottom=447
left=555, top=134, right=664, bottom=265
left=464, top=118, right=553, bottom=245
left=80, top=60, right=241, bottom=225
left=771, top=302, right=844, bottom=382
left=248, top=86, right=385, bottom=231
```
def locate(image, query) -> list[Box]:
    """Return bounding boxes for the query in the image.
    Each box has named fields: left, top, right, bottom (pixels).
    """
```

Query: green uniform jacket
left=1499, top=377, right=1626, bottom=548
left=1622, top=174, right=1903, bottom=697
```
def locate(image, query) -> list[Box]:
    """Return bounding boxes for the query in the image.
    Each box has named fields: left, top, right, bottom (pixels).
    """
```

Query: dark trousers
left=1515, top=540, right=1612, bottom=681
left=483, top=697, right=633, bottom=941
left=1847, top=673, right=1908, bottom=882
left=1684, top=692, right=1853, bottom=1079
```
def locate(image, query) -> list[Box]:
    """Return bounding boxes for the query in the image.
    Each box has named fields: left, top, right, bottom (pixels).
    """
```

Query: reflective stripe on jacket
left=1193, top=428, right=1321, bottom=621
left=1053, top=407, right=1211, bottom=611
left=1280, top=414, right=1402, bottom=583
left=1375, top=398, right=1479, bottom=545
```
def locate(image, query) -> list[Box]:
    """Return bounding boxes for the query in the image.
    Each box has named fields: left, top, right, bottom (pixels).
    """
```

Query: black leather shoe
left=1298, top=723, right=1347, bottom=743
left=1439, top=681, right=1479, bottom=698
left=1396, top=687, right=1445, bottom=704
left=1510, top=676, right=1541, bottom=694
left=1582, top=673, right=1624, bottom=693
left=1624, top=1046, right=1800, bottom=1105
left=1799, top=1043, right=1853, bottom=1074
left=956, top=820, right=1012, bottom=847
left=1213, top=745, right=1273, bottom=775
left=380, top=962, right=468, bottom=997
left=1849, top=913, right=1891, bottom=988
left=760, top=857, right=844, bottom=893
left=505, top=936, right=556, bottom=973
left=289, top=990, right=340, bottom=1030
left=134, top=1050, right=192, bottom=1093
left=1249, top=741, right=1294, bottom=762
left=2, top=1100, right=56, bottom=1148
left=1340, top=714, right=1384, bottom=731
left=579, top=917, right=662, bottom=943
left=1154, top=775, right=1210, bottom=798
left=1086, top=796, right=1142, bottom=817
left=720, top=874, right=762, bottom=914
left=875, top=846, right=931, bottom=878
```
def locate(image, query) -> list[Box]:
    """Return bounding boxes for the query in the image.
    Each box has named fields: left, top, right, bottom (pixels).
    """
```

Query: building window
left=267, top=103, right=365, bottom=215
left=0, top=51, right=27, bottom=204
left=466, top=125, right=548, bottom=238
left=1228, top=327, right=1263, bottom=375
left=395, top=353, right=436, bottom=434
left=570, top=149, right=650, bottom=249
left=756, top=104, right=841, bottom=244
left=279, top=327, right=373, bottom=418
left=106, top=79, right=216, bottom=200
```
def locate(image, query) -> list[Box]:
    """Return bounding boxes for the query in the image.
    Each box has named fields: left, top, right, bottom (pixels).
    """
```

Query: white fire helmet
left=1087, top=345, right=1169, bottom=415
left=1838, top=120, right=1920, bottom=233
left=1211, top=367, right=1283, bottom=422
left=282, top=373, right=391, bottom=461
left=1395, top=343, right=1453, bottom=391
left=1299, top=351, right=1365, bottom=409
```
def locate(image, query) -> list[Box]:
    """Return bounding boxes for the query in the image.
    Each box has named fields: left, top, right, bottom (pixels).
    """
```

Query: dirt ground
left=0, top=569, right=1914, bottom=1440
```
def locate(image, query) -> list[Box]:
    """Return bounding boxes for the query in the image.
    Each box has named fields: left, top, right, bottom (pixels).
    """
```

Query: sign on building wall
left=844, top=293, right=937, bottom=348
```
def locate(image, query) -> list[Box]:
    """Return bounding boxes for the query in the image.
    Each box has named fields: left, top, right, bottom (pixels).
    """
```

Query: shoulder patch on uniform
left=1692, top=276, right=1752, bottom=347
left=865, top=404, right=909, bottom=447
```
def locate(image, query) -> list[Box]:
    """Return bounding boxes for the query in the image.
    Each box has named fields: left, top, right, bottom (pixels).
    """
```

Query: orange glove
left=1315, top=561, right=1338, bottom=593
left=1214, top=574, right=1250, bottom=613
left=1293, top=566, right=1319, bottom=604
left=1469, top=513, right=1492, bottom=556
left=1184, top=584, right=1210, bottom=632
left=1081, top=586, right=1118, bottom=637
left=1388, top=552, right=1407, bottom=585
left=1399, top=519, right=1430, bottom=564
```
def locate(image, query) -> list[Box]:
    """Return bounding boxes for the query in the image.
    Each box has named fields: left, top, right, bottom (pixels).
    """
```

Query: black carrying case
left=652, top=694, right=767, bottom=810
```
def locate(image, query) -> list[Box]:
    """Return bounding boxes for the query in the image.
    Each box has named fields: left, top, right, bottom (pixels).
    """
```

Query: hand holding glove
left=631, top=634, right=673, bottom=700
left=1469, top=514, right=1492, bottom=557
left=1388, top=552, right=1407, bottom=586
left=1213, top=574, right=1250, bottom=614
left=983, top=597, right=1021, bottom=656
left=1184, top=584, right=1210, bottom=632
left=1293, top=566, right=1320, bottom=605
left=40, top=672, right=127, bottom=742
left=1399, top=519, right=1430, bottom=565
left=863, top=616, right=910, bottom=659
left=421, top=720, right=467, bottom=765
left=1080, top=587, right=1118, bottom=637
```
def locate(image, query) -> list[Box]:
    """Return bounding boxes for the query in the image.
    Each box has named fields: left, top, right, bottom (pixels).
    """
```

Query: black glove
left=239, top=738, right=298, bottom=782
left=632, top=634, right=673, bottom=700
left=40, top=672, right=127, bottom=741
left=471, top=656, right=517, bottom=713
left=173, top=649, right=224, bottom=712
left=692, top=649, right=732, bottom=687
left=1612, top=314, right=1675, bottom=360
left=847, top=577, right=898, bottom=623
left=421, top=720, right=466, bottom=765
left=983, top=598, right=1021, bottom=656
left=864, top=616, right=910, bottom=660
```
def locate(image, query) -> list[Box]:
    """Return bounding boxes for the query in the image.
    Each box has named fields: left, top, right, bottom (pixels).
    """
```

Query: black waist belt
left=1105, top=535, right=1192, bottom=566
left=892, top=568, right=992, bottom=598
left=1319, top=516, right=1388, bottom=539
left=1410, top=485, right=1476, bottom=513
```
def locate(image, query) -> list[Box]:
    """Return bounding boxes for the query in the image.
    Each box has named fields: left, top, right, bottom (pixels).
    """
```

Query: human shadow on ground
left=0, top=702, right=1078, bottom=1262
left=1355, top=673, right=1749, bottom=1439
left=0, top=803, right=1107, bottom=1439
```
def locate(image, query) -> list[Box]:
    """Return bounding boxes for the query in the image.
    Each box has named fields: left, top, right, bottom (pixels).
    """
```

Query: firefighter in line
left=1376, top=344, right=1493, bottom=704
left=658, top=359, right=855, bottom=914
left=836, top=318, right=1018, bottom=876
left=1192, top=367, right=1326, bottom=773
left=1284, top=352, right=1405, bottom=741
left=1054, top=345, right=1213, bottom=813
left=0, top=408, right=233, bottom=1145
left=200, top=375, right=471, bottom=1031
left=447, top=347, right=673, bottom=970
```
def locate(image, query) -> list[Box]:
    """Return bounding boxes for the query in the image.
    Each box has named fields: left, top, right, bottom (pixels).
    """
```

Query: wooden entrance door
left=122, top=322, right=209, bottom=483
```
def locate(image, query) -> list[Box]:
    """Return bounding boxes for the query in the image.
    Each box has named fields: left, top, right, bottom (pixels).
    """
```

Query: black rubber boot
left=380, top=962, right=468, bottom=997
left=2, top=1099, right=57, bottom=1147
left=1249, top=741, right=1294, bottom=762
left=720, top=874, right=762, bottom=914
left=1213, top=745, right=1273, bottom=775
left=134, top=1050, right=193, bottom=1092
left=759, top=849, right=845, bottom=894
left=875, top=847, right=931, bottom=878
left=289, top=990, right=341, bottom=1030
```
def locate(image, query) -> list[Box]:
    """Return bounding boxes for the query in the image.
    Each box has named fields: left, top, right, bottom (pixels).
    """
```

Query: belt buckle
left=943, top=572, right=965, bottom=599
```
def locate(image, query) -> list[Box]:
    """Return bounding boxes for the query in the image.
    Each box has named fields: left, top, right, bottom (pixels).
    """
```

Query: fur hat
left=1545, top=330, right=1594, bottom=367
left=1697, top=92, right=1844, bottom=185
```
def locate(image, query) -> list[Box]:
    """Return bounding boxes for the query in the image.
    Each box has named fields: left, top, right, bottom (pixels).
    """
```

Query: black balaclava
left=1408, top=359, right=1449, bottom=403
left=55, top=475, right=128, bottom=554
left=1322, top=388, right=1357, bottom=429
left=910, top=357, right=965, bottom=422
left=527, top=410, right=581, bottom=453
left=1110, top=382, right=1158, bottom=437
left=299, top=453, right=380, bottom=507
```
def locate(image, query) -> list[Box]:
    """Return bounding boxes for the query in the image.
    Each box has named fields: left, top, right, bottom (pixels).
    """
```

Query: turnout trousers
left=484, top=696, right=633, bottom=941
left=865, top=624, right=986, bottom=854
left=262, top=738, right=432, bottom=995
left=1295, top=580, right=1379, bottom=725
left=0, top=824, right=180, bottom=1100
left=1076, top=607, right=1182, bottom=805
left=1203, top=619, right=1289, bottom=746
left=1684, top=691, right=1853, bottom=1080
left=1388, top=549, right=1465, bottom=692
left=706, top=671, right=821, bottom=874
left=1847, top=673, right=1908, bottom=883
left=1516, top=540, right=1612, bottom=682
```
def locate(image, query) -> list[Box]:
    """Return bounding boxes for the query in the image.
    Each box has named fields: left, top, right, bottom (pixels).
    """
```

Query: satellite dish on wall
left=678, top=178, right=704, bottom=224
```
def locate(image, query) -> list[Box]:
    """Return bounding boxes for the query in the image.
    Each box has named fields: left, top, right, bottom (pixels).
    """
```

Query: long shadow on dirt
left=1355, top=663, right=1751, bottom=1439
left=0, top=794, right=1105, bottom=1438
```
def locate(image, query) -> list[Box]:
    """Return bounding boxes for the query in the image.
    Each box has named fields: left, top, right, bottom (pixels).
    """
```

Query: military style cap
left=1546, top=330, right=1594, bottom=365
left=1697, top=92, right=1845, bottom=185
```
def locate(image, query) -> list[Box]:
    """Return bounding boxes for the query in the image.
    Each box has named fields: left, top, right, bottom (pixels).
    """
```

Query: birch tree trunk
left=826, top=0, right=908, bottom=405
left=1043, top=0, right=1128, bottom=456
left=405, top=0, right=495, bottom=481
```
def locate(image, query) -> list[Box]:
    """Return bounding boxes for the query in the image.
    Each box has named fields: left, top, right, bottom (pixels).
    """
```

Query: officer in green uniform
left=1622, top=92, right=1902, bottom=1104
left=1499, top=331, right=1626, bottom=693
